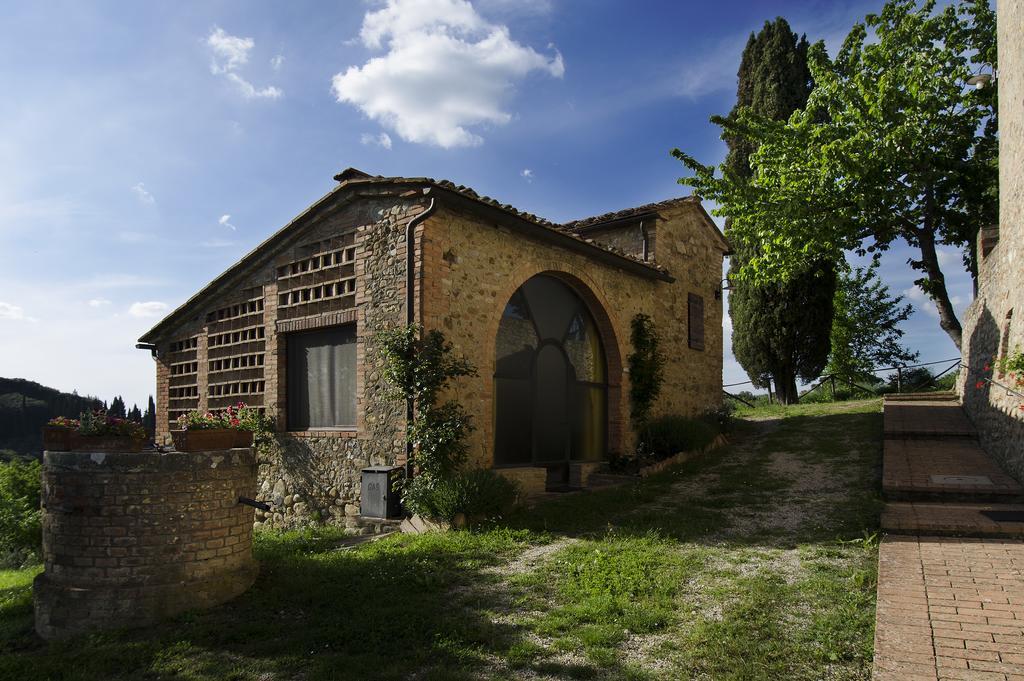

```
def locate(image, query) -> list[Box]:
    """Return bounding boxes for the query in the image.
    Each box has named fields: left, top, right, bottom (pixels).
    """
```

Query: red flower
left=984, top=363, right=992, bottom=372
left=975, top=381, right=985, bottom=389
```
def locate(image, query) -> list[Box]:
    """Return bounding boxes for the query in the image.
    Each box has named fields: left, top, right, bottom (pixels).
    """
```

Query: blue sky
left=0, top=0, right=972, bottom=408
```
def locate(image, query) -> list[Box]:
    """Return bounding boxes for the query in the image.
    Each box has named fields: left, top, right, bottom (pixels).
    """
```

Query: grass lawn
left=0, top=399, right=883, bottom=680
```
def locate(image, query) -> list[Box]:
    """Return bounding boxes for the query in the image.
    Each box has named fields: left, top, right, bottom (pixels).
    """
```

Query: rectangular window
left=287, top=325, right=357, bottom=430
left=688, top=293, right=705, bottom=351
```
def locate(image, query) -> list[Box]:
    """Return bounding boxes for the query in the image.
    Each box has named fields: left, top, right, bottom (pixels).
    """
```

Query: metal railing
left=959, top=361, right=1024, bottom=402
left=722, top=357, right=963, bottom=405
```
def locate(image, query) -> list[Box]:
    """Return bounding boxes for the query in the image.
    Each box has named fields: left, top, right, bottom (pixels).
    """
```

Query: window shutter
left=688, top=293, right=705, bottom=351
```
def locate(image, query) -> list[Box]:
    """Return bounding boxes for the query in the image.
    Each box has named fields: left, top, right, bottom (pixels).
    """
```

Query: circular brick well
left=33, top=448, right=259, bottom=640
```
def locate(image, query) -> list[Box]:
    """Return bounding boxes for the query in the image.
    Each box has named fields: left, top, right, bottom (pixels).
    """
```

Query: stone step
left=883, top=391, right=958, bottom=402
left=882, top=400, right=977, bottom=439
left=882, top=502, right=1024, bottom=538
left=883, top=438, right=1024, bottom=503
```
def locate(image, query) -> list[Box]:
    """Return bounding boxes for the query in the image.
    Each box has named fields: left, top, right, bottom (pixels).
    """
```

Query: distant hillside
left=0, top=378, right=103, bottom=457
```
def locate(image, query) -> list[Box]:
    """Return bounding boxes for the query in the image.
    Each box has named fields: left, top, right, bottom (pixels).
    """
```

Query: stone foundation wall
left=252, top=434, right=384, bottom=530
left=957, top=2, right=1024, bottom=480
left=34, top=448, right=258, bottom=640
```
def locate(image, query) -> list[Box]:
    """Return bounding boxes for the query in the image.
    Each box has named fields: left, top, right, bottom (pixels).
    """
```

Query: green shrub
left=643, top=415, right=717, bottom=461
left=0, top=458, right=42, bottom=567
left=933, top=370, right=959, bottom=391
left=403, top=469, right=519, bottom=526
left=701, top=403, right=735, bottom=434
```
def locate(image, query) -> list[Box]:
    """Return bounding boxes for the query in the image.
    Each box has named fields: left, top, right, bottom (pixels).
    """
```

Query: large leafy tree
left=675, top=0, right=997, bottom=350
left=722, top=18, right=837, bottom=404
left=828, top=264, right=918, bottom=382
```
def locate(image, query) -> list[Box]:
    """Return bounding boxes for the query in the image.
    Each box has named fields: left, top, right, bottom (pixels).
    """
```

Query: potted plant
left=43, top=411, right=148, bottom=452
left=42, top=416, right=79, bottom=451
left=171, top=402, right=270, bottom=452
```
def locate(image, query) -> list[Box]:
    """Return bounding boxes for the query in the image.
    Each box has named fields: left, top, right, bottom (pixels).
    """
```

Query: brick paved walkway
left=875, top=395, right=1024, bottom=679
left=884, top=400, right=979, bottom=439
left=884, top=439, right=1024, bottom=502
left=875, top=536, right=1024, bottom=680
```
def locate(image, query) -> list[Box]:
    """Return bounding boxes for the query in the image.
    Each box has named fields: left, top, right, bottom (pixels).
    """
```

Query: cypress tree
left=108, top=395, right=126, bottom=418
left=143, top=395, right=156, bottom=437
left=724, top=18, right=837, bottom=404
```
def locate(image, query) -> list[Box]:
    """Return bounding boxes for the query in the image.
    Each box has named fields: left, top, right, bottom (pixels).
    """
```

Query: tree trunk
left=773, top=370, right=800, bottom=405
left=916, top=226, right=963, bottom=350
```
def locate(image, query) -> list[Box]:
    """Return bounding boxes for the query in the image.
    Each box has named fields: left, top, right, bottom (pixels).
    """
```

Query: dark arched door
left=494, top=274, right=607, bottom=469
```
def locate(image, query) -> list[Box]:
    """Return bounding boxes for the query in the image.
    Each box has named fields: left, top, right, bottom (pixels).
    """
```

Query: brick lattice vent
left=33, top=448, right=259, bottom=640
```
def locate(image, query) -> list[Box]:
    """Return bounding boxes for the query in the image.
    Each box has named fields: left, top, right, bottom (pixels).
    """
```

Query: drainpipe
left=135, top=342, right=158, bottom=359
left=639, top=219, right=649, bottom=262
left=404, top=194, right=437, bottom=479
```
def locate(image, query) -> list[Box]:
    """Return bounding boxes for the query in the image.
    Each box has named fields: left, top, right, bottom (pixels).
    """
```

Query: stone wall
left=152, top=191, right=425, bottom=530
left=957, top=2, right=1024, bottom=478
left=149, top=180, right=727, bottom=520
left=421, top=199, right=727, bottom=486
left=34, top=448, right=258, bottom=640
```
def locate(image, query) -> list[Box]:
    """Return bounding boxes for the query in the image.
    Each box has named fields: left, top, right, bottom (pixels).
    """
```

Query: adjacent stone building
left=957, top=4, right=1024, bottom=477
left=138, top=169, right=729, bottom=527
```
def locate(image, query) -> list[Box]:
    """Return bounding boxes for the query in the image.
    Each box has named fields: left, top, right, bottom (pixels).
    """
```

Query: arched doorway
left=493, top=274, right=608, bottom=477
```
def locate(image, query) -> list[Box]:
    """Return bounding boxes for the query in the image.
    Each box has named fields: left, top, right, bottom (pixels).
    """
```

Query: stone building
left=957, top=3, right=1024, bottom=477
left=138, top=169, right=729, bottom=527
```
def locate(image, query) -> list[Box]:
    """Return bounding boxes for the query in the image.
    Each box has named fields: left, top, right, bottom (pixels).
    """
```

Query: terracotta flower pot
left=172, top=429, right=253, bottom=452
left=42, top=427, right=75, bottom=452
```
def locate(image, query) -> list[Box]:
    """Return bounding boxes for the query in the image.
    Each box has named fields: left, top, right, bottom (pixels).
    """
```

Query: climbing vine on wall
left=628, top=314, right=665, bottom=431
left=378, top=325, right=477, bottom=515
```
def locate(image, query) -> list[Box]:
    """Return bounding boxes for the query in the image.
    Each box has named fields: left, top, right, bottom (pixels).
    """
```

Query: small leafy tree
left=674, top=0, right=997, bottom=350
left=0, top=458, right=42, bottom=567
left=628, top=314, right=664, bottom=431
left=828, top=264, right=918, bottom=382
left=378, top=325, right=477, bottom=517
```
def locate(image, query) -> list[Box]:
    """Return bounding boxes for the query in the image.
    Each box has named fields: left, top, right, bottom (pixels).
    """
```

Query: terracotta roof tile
left=562, top=196, right=698, bottom=232
left=334, top=170, right=688, bottom=274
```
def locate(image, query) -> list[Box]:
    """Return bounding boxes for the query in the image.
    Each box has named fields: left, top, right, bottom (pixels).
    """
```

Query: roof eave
left=138, top=183, right=354, bottom=344
left=431, top=187, right=674, bottom=283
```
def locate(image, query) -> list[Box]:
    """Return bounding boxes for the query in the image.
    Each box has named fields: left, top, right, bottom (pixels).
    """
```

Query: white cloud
left=0, top=302, right=31, bottom=321
left=520, top=168, right=533, bottom=182
left=225, top=73, right=282, bottom=100
left=903, top=286, right=965, bottom=320
left=206, top=27, right=283, bottom=100
left=331, top=0, right=564, bottom=148
left=128, top=301, right=168, bottom=318
left=208, top=27, right=254, bottom=74
left=87, top=298, right=111, bottom=308
left=219, top=214, right=236, bottom=231
left=200, top=238, right=234, bottom=248
left=937, top=246, right=965, bottom=270
left=131, top=182, right=155, bottom=205
left=477, top=0, right=553, bottom=16
left=271, top=54, right=284, bottom=71
left=360, top=131, right=393, bottom=149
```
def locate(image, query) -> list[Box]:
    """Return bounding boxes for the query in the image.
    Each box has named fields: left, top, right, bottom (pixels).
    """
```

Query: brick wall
left=151, top=191, right=424, bottom=530
left=33, top=448, right=258, bottom=640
